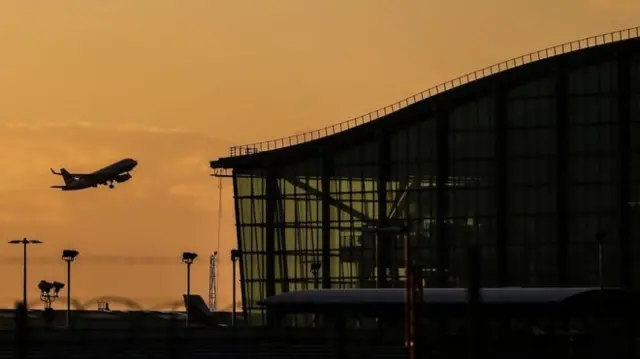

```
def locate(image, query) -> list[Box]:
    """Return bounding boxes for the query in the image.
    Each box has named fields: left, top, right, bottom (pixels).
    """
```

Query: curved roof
left=258, top=287, right=616, bottom=306
left=218, top=26, right=640, bottom=163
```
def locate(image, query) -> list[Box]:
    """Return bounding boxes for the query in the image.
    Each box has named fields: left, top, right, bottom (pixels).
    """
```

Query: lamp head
left=38, top=280, right=53, bottom=294
left=311, top=262, right=321, bottom=271
left=62, top=249, right=79, bottom=261
left=8, top=240, right=21, bottom=244
left=182, top=252, right=198, bottom=264
left=230, top=249, right=241, bottom=261
left=51, top=281, right=65, bottom=294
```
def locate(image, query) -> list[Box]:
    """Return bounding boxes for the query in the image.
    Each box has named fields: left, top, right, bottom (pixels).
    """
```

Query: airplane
left=50, top=158, right=138, bottom=191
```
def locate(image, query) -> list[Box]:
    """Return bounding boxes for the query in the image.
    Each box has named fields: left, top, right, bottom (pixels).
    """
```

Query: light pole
left=62, top=249, right=79, bottom=329
left=596, top=231, right=606, bottom=289
left=310, top=262, right=321, bottom=289
left=181, top=252, right=198, bottom=328
left=38, top=280, right=64, bottom=326
left=8, top=238, right=43, bottom=309
left=38, top=280, right=64, bottom=309
left=230, top=249, right=241, bottom=327
left=364, top=224, right=418, bottom=355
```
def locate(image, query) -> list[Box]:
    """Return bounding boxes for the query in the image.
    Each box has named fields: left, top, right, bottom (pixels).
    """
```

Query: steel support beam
left=232, top=171, right=249, bottom=323
left=265, top=170, right=278, bottom=298
left=273, top=183, right=289, bottom=293
left=495, top=87, right=509, bottom=286
left=436, top=110, right=450, bottom=287
left=376, top=132, right=391, bottom=288
left=618, top=50, right=632, bottom=288
left=321, top=154, right=334, bottom=288
left=556, top=63, right=569, bottom=286
left=284, top=177, right=370, bottom=222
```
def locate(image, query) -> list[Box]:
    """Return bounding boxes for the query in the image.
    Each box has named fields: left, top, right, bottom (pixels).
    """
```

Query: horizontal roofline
left=224, top=25, right=640, bottom=159
left=259, top=287, right=623, bottom=306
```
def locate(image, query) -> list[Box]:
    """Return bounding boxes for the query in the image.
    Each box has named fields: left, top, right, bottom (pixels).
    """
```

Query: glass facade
left=231, top=49, right=640, bottom=324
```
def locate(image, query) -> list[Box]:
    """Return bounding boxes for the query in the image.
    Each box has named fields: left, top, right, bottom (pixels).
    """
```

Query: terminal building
left=211, top=27, right=640, bottom=324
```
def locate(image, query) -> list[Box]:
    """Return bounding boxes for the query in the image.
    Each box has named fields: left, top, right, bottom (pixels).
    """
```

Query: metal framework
left=211, top=26, right=640, bottom=325
left=208, top=252, right=218, bottom=311
left=225, top=26, right=640, bottom=157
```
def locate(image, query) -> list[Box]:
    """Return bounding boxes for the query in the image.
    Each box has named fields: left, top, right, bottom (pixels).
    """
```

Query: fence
left=2, top=301, right=408, bottom=359
left=228, top=26, right=640, bottom=157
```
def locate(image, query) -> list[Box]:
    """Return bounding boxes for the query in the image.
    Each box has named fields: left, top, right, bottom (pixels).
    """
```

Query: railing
left=228, top=26, right=640, bottom=158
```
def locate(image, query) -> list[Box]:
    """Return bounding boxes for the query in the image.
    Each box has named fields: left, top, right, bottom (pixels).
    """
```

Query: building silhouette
left=211, top=27, right=640, bottom=324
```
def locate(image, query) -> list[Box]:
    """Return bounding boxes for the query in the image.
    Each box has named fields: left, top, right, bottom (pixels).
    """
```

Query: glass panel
left=507, top=89, right=557, bottom=285
left=629, top=91, right=640, bottom=290
left=566, top=68, right=619, bottom=286
left=508, top=76, right=555, bottom=99
left=448, top=97, right=497, bottom=286
left=632, top=59, right=640, bottom=92
left=234, top=170, right=268, bottom=323
left=386, top=119, right=438, bottom=288
left=568, top=61, right=617, bottom=95
left=233, top=56, right=640, bottom=323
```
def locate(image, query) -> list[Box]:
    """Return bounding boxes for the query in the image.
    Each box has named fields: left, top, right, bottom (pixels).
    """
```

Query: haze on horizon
left=0, top=1, right=638, bottom=310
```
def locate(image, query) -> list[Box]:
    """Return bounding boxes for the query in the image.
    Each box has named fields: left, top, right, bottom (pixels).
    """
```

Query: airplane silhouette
left=50, top=158, right=138, bottom=191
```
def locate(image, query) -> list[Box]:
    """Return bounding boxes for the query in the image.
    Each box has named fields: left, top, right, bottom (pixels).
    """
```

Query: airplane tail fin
left=55, top=168, right=74, bottom=185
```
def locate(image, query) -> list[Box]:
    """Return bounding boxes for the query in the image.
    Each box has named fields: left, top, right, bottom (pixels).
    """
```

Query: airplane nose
left=131, top=159, right=138, bottom=167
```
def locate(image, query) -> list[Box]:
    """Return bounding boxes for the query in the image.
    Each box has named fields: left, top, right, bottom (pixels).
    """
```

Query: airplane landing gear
left=108, top=181, right=114, bottom=189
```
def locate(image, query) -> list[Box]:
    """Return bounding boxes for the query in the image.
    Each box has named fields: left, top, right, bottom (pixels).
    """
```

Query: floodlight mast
left=39, top=280, right=64, bottom=309
left=62, top=249, right=79, bottom=329
left=181, top=252, right=198, bottom=328
left=230, top=249, right=241, bottom=327
left=8, top=238, right=43, bottom=310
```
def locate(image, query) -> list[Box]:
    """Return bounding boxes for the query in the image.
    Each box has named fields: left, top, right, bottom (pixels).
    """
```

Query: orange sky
left=0, top=1, right=638, bottom=311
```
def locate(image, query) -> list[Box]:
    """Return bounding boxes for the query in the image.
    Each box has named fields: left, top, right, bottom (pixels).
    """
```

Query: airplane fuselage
left=96, top=158, right=138, bottom=176
left=57, top=178, right=94, bottom=191
left=51, top=158, right=138, bottom=191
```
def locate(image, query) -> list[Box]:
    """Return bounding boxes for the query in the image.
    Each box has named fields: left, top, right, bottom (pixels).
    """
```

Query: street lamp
left=38, top=280, right=64, bottom=326
left=62, top=249, right=79, bottom=328
left=38, top=280, right=64, bottom=308
left=230, top=249, right=241, bottom=327
left=8, top=238, right=43, bottom=309
left=181, top=251, right=198, bottom=328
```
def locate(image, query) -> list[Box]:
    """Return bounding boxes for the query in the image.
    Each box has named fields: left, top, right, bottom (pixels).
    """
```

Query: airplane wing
left=75, top=173, right=119, bottom=187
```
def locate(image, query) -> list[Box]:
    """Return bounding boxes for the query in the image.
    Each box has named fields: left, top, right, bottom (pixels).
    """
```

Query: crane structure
left=209, top=251, right=218, bottom=311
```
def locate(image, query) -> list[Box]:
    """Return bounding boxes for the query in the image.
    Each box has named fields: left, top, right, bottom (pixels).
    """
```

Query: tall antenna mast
left=208, top=251, right=218, bottom=311
left=208, top=170, right=232, bottom=312
left=208, top=177, right=224, bottom=312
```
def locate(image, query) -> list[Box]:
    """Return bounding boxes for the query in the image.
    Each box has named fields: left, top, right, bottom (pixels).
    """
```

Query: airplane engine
left=115, top=173, right=132, bottom=183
